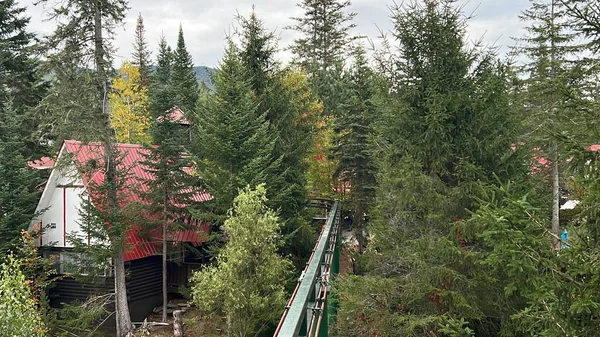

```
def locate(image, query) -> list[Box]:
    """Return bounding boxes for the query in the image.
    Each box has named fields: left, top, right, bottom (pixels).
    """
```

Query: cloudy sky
left=20, top=0, right=532, bottom=68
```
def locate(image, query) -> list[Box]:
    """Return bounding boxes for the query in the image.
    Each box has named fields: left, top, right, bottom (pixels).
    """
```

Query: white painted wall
left=31, top=151, right=87, bottom=248
left=39, top=186, right=64, bottom=246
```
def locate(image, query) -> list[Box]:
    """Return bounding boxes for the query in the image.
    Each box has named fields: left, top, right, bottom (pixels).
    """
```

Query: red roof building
left=30, top=140, right=210, bottom=261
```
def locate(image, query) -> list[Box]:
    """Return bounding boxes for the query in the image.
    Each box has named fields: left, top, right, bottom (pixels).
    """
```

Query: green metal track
left=274, top=200, right=341, bottom=337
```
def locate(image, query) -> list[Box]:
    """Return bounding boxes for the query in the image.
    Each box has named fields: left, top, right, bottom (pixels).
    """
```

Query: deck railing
left=274, top=199, right=341, bottom=337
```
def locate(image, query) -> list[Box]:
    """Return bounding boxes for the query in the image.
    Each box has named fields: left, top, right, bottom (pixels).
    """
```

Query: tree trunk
left=173, top=310, right=184, bottom=337
left=552, top=144, right=561, bottom=249
left=94, top=2, right=132, bottom=335
left=162, top=193, right=168, bottom=323
left=114, top=250, right=134, bottom=336
left=549, top=0, right=561, bottom=250
left=355, top=202, right=366, bottom=254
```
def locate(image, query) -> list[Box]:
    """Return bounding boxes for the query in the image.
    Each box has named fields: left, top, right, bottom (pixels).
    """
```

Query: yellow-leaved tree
left=109, top=62, right=151, bottom=144
left=282, top=70, right=342, bottom=198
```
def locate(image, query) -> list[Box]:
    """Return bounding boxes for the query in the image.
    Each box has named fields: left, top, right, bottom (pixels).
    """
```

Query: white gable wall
left=37, top=185, right=86, bottom=247
left=30, top=144, right=87, bottom=248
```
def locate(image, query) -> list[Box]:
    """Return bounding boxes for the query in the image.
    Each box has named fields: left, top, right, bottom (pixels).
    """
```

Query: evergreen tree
left=131, top=13, right=151, bottom=89
left=142, top=87, right=200, bottom=322
left=191, top=41, right=279, bottom=227
left=171, top=26, right=199, bottom=114
left=0, top=100, right=45, bottom=253
left=516, top=0, right=588, bottom=244
left=237, top=11, right=312, bottom=221
left=288, top=0, right=357, bottom=74
left=288, top=0, right=357, bottom=120
left=0, top=0, right=44, bottom=109
left=0, top=1, right=47, bottom=252
left=37, top=39, right=106, bottom=145
left=237, top=10, right=276, bottom=97
left=332, top=46, right=377, bottom=252
left=0, top=0, right=47, bottom=158
left=37, top=0, right=134, bottom=334
left=235, top=11, right=320, bottom=264
left=561, top=0, right=600, bottom=50
left=148, top=35, right=176, bottom=118
left=336, top=1, right=525, bottom=335
left=191, top=185, right=292, bottom=337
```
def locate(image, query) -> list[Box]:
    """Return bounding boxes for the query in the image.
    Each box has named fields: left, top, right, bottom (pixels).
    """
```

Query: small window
left=59, top=252, right=112, bottom=277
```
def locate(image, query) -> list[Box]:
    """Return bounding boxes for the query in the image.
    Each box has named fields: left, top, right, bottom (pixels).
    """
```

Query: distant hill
left=43, top=65, right=216, bottom=89
left=193, top=66, right=215, bottom=89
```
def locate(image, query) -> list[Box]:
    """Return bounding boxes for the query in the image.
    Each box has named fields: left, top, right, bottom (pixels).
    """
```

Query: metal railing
left=274, top=199, right=341, bottom=337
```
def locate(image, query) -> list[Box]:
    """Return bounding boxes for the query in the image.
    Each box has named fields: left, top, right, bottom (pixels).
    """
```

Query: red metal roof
left=62, top=140, right=210, bottom=261
left=156, top=107, right=192, bottom=126
left=28, top=156, right=55, bottom=169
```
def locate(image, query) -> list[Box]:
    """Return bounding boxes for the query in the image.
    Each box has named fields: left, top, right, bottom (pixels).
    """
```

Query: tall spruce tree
left=516, top=0, right=587, bottom=244
left=336, top=1, right=524, bottom=335
left=0, top=0, right=47, bottom=158
left=332, top=46, right=377, bottom=252
left=0, top=100, right=45, bottom=253
left=142, top=114, right=198, bottom=322
left=171, top=26, right=198, bottom=114
left=0, top=1, right=47, bottom=252
left=288, top=0, right=357, bottom=75
left=37, top=0, right=135, bottom=335
left=131, top=13, right=151, bottom=89
left=191, top=41, right=279, bottom=227
left=237, top=11, right=311, bottom=221
left=288, top=0, right=357, bottom=119
left=148, top=35, right=175, bottom=117
left=0, top=0, right=44, bottom=109
left=236, top=10, right=317, bottom=263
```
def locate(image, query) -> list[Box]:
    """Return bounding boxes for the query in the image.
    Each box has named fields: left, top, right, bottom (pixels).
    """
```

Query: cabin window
left=58, top=252, right=112, bottom=277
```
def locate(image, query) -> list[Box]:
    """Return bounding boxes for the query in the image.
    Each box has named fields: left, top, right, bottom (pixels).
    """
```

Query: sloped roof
left=28, top=156, right=56, bottom=169
left=62, top=140, right=210, bottom=261
left=156, top=107, right=191, bottom=126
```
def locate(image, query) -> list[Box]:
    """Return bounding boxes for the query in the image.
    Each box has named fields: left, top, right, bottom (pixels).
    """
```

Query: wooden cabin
left=28, top=140, right=210, bottom=322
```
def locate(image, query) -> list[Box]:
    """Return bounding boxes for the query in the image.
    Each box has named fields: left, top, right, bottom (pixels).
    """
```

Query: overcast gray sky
left=20, top=0, right=531, bottom=68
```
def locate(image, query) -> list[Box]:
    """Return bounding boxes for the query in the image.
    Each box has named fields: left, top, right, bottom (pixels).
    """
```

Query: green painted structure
left=274, top=199, right=341, bottom=337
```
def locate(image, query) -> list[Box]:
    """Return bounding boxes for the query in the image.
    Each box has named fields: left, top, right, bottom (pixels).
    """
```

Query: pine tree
left=288, top=0, right=357, bottom=75
left=237, top=11, right=312, bottom=221
left=332, top=46, right=377, bottom=252
left=0, top=100, right=45, bottom=253
left=191, top=41, right=278, bottom=226
left=131, top=13, right=151, bottom=89
left=148, top=35, right=176, bottom=118
left=336, top=1, right=525, bottom=335
left=516, top=0, right=588, bottom=244
left=0, top=0, right=48, bottom=158
left=37, top=0, right=134, bottom=334
left=142, top=82, right=200, bottom=322
left=171, top=26, right=199, bottom=114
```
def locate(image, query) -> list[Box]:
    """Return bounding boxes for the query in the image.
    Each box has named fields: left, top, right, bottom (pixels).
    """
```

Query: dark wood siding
left=126, top=256, right=162, bottom=303
left=49, top=255, right=163, bottom=322
left=49, top=276, right=113, bottom=307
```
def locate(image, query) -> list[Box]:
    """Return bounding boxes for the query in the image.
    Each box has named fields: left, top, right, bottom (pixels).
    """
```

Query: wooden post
left=173, top=310, right=184, bottom=337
